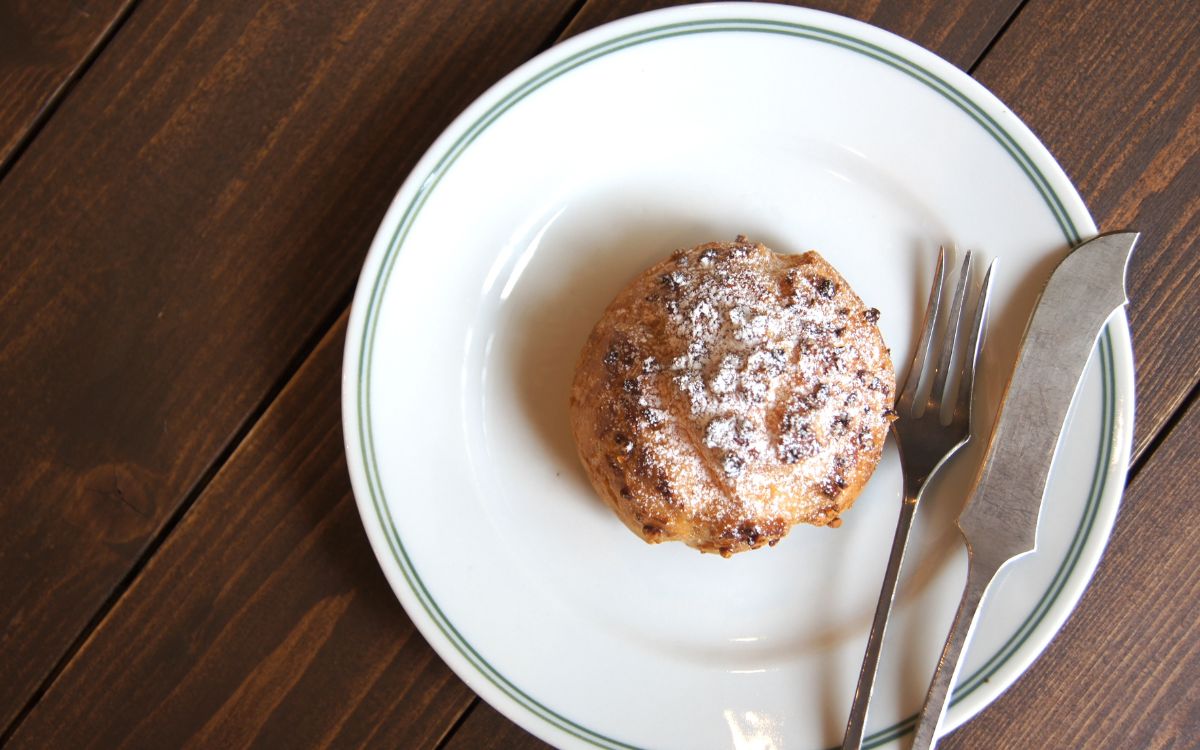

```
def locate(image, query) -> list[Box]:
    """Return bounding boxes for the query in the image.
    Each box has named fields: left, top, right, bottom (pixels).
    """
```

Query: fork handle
left=910, top=557, right=1003, bottom=750
left=841, top=496, right=920, bottom=750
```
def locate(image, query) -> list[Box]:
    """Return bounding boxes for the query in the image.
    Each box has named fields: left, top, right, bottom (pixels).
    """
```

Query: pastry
left=569, top=236, right=894, bottom=556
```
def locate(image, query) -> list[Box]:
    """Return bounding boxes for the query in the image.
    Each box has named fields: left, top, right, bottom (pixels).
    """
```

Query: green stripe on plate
left=354, top=17, right=1115, bottom=750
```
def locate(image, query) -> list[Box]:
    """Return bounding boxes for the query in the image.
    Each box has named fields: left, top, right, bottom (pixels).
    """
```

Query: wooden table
left=1, top=1, right=1195, bottom=747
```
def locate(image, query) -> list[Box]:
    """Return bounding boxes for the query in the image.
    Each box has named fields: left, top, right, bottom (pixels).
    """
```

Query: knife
left=910, top=231, right=1139, bottom=750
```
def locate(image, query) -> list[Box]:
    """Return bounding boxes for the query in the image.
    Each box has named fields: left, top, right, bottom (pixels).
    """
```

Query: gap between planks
left=5, top=0, right=1192, bottom=746
left=0, top=280, right=356, bottom=748
left=0, top=0, right=590, bottom=745
left=0, top=0, right=143, bottom=184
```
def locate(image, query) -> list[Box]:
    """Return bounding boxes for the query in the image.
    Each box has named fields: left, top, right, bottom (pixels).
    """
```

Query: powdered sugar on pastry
left=570, top=237, right=894, bottom=556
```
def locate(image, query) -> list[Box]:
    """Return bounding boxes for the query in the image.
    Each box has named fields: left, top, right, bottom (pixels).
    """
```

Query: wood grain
left=560, top=0, right=1024, bottom=71
left=6, top=314, right=478, bottom=748
left=943, top=392, right=1200, bottom=747
left=970, top=0, right=1200, bottom=462
left=443, top=703, right=553, bottom=750
left=0, top=0, right=134, bottom=170
left=3, top=0, right=1194, bottom=748
left=0, top=0, right=577, bottom=734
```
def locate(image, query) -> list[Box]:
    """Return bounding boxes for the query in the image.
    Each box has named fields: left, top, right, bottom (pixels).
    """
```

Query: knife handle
left=910, top=557, right=1003, bottom=750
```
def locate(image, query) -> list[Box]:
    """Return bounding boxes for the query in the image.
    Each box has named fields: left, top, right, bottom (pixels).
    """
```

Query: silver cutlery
left=910, top=232, right=1139, bottom=749
left=842, top=248, right=996, bottom=750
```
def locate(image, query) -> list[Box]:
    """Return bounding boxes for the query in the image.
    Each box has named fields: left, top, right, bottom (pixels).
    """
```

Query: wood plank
left=443, top=703, right=553, bottom=750
left=10, top=0, right=1192, bottom=747
left=560, top=0, right=1024, bottom=71
left=969, top=0, right=1200, bottom=461
left=6, top=314, right=479, bottom=748
left=0, top=0, right=134, bottom=170
left=942, top=399, right=1200, bottom=747
left=0, top=0, right=579, bottom=733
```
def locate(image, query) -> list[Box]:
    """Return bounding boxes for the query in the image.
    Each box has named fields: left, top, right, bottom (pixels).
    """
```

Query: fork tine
left=843, top=248, right=995, bottom=750
left=931, top=251, right=973, bottom=423
left=954, top=259, right=997, bottom=421
left=899, top=247, right=946, bottom=411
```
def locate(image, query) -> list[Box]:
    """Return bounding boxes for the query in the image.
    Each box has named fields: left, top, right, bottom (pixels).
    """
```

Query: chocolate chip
left=864, top=308, right=881, bottom=323
left=779, top=271, right=797, bottom=299
left=722, top=454, right=745, bottom=477
left=780, top=444, right=806, bottom=464
left=619, top=486, right=632, bottom=499
left=780, top=411, right=803, bottom=433
left=816, top=278, right=836, bottom=299
left=603, top=339, right=636, bottom=372
left=660, top=271, right=687, bottom=291
left=739, top=523, right=762, bottom=545
left=790, top=386, right=826, bottom=415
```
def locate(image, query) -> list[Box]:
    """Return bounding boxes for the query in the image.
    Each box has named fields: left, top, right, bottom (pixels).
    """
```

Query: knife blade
left=911, top=231, right=1139, bottom=750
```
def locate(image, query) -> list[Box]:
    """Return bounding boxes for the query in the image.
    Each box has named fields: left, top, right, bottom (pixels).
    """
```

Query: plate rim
left=341, top=4, right=1134, bottom=748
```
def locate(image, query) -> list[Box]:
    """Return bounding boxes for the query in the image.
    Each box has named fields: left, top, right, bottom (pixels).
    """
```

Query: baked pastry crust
left=569, top=237, right=894, bottom=556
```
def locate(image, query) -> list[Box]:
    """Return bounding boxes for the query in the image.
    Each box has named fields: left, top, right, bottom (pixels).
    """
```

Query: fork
left=841, top=248, right=996, bottom=750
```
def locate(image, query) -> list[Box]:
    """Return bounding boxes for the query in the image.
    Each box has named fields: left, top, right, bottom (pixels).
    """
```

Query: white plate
left=342, top=4, right=1134, bottom=748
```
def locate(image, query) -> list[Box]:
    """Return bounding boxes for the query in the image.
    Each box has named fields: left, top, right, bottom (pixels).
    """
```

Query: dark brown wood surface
left=7, top=314, right=478, bottom=749
left=0, top=0, right=578, bottom=734
left=970, top=0, right=1200, bottom=463
left=0, top=0, right=135, bottom=171
left=0, top=0, right=1195, bottom=748
left=560, top=0, right=1023, bottom=70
